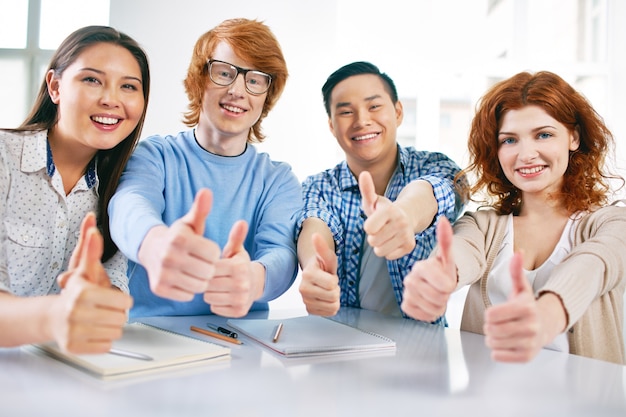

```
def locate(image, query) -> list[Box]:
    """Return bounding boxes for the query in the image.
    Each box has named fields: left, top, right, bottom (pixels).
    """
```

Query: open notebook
left=226, top=315, right=396, bottom=357
left=28, top=322, right=230, bottom=380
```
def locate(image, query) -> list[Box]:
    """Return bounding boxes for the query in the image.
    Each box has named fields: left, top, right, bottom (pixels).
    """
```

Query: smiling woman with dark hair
left=0, top=25, right=150, bottom=353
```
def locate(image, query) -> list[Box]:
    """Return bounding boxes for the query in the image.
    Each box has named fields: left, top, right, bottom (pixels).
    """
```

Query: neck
left=194, top=126, right=248, bottom=157
left=47, top=129, right=96, bottom=195
left=518, top=193, right=569, bottom=218
left=348, top=150, right=398, bottom=196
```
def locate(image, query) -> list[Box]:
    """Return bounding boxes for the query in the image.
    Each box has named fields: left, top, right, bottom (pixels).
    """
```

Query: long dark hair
left=14, top=25, right=150, bottom=261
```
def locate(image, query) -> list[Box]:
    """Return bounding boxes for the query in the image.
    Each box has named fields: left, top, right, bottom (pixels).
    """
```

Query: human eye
left=212, top=63, right=235, bottom=81
left=82, top=76, right=101, bottom=85
left=498, top=136, right=516, bottom=145
left=537, top=132, right=553, bottom=140
left=122, top=83, right=139, bottom=91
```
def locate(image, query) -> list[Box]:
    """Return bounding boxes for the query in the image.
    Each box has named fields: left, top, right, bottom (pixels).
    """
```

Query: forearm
left=137, top=225, right=169, bottom=267
left=537, top=291, right=568, bottom=346
left=250, top=261, right=266, bottom=301
left=0, top=292, right=56, bottom=347
left=394, top=180, right=437, bottom=234
left=297, top=218, right=334, bottom=268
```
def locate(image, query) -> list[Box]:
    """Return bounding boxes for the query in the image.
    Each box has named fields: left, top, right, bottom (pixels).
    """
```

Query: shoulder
left=576, top=203, right=626, bottom=234
left=456, top=207, right=505, bottom=229
left=249, top=146, right=298, bottom=179
left=0, top=130, right=46, bottom=159
left=302, top=163, right=344, bottom=190
left=400, top=146, right=455, bottom=163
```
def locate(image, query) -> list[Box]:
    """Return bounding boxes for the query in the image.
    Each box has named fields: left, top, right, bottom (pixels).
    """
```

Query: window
left=0, top=0, right=110, bottom=128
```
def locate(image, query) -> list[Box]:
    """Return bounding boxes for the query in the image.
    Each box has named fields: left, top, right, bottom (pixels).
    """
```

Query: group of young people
left=1, top=19, right=624, bottom=365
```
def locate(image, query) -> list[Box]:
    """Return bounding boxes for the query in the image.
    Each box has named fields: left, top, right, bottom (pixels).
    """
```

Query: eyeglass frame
left=206, top=59, right=272, bottom=95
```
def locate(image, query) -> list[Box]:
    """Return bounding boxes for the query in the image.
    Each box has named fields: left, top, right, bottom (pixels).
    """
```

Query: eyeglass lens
left=209, top=61, right=271, bottom=94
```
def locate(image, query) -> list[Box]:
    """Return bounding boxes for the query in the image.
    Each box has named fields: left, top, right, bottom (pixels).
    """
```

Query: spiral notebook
left=28, top=322, right=230, bottom=379
left=226, top=315, right=396, bottom=357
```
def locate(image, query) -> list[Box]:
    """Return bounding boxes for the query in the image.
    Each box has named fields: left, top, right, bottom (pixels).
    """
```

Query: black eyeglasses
left=207, top=59, right=272, bottom=95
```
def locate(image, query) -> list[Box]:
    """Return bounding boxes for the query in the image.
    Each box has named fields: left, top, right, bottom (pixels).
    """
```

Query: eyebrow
left=79, top=67, right=142, bottom=83
left=334, top=94, right=382, bottom=110
left=498, top=125, right=557, bottom=135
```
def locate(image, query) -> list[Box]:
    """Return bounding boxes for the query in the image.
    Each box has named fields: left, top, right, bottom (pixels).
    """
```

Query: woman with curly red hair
left=401, top=71, right=626, bottom=364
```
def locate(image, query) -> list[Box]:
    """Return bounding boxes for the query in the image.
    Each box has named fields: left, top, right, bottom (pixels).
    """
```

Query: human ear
left=46, top=70, right=61, bottom=104
left=569, top=126, right=581, bottom=151
left=395, top=100, right=404, bottom=126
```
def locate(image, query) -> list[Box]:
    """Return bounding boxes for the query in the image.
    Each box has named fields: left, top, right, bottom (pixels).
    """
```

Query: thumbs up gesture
left=204, top=220, right=263, bottom=318
left=401, top=216, right=457, bottom=322
left=137, top=188, right=221, bottom=301
left=483, top=251, right=544, bottom=362
left=299, top=232, right=340, bottom=316
left=53, top=212, right=133, bottom=353
left=359, top=171, right=416, bottom=260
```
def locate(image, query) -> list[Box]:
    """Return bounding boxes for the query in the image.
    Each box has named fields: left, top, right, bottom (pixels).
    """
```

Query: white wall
left=109, top=0, right=626, bottom=324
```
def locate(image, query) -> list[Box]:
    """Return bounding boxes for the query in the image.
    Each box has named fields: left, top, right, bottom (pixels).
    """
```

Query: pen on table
left=272, top=322, right=284, bottom=343
left=109, top=348, right=153, bottom=361
left=207, top=324, right=238, bottom=339
left=190, top=325, right=243, bottom=345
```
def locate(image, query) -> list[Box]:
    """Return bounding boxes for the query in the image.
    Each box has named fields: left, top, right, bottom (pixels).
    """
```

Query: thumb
left=222, top=220, right=248, bottom=259
left=358, top=171, right=378, bottom=216
left=59, top=226, right=107, bottom=288
left=435, top=217, right=456, bottom=276
left=181, top=188, right=213, bottom=235
left=79, top=226, right=109, bottom=287
left=312, top=233, right=337, bottom=274
left=68, top=212, right=97, bottom=270
left=509, top=251, right=532, bottom=299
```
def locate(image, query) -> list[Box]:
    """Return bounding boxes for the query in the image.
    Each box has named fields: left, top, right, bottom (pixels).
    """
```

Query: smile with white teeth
left=222, top=104, right=244, bottom=113
left=352, top=133, right=377, bottom=141
left=92, top=116, right=120, bottom=125
left=518, top=166, right=545, bottom=175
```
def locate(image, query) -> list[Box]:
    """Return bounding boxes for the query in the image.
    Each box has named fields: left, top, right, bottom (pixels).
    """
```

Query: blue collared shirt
left=296, top=145, right=464, bottom=325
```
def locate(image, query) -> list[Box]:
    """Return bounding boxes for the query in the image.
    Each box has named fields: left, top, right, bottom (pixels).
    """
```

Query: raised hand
left=483, top=251, right=543, bottom=362
left=52, top=213, right=133, bottom=354
left=58, top=212, right=108, bottom=288
left=359, top=171, right=416, bottom=260
left=401, top=217, right=457, bottom=322
left=299, top=233, right=340, bottom=316
left=137, top=188, right=221, bottom=301
left=204, top=220, right=261, bottom=318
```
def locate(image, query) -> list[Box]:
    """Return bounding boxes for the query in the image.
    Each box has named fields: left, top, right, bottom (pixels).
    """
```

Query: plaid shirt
left=296, top=146, right=463, bottom=324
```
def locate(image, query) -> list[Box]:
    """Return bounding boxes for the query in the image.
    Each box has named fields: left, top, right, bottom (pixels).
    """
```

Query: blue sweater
left=109, top=130, right=301, bottom=318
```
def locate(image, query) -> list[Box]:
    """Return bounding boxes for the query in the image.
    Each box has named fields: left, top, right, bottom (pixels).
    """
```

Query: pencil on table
left=190, top=326, right=243, bottom=345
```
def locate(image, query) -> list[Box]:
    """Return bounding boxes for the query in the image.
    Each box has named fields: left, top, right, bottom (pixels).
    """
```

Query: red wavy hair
left=459, top=71, right=622, bottom=215
left=182, top=18, right=288, bottom=143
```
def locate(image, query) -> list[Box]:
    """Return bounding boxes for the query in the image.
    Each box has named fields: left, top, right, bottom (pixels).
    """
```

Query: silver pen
left=109, top=348, right=154, bottom=361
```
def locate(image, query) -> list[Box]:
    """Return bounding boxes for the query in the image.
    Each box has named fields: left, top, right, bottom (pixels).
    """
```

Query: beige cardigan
left=451, top=205, right=626, bottom=365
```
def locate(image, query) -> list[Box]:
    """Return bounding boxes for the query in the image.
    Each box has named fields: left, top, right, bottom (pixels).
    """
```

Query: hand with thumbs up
left=203, top=220, right=264, bottom=318
left=359, top=171, right=420, bottom=260
left=401, top=216, right=457, bottom=322
left=483, top=251, right=567, bottom=362
left=51, top=212, right=133, bottom=354
left=137, top=188, right=221, bottom=301
left=298, top=224, right=341, bottom=317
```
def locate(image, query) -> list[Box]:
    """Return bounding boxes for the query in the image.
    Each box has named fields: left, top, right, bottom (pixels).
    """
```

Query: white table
left=1, top=307, right=625, bottom=417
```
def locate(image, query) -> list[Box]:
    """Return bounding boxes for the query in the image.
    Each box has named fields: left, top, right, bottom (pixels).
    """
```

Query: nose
left=353, top=109, right=371, bottom=128
left=100, top=86, right=121, bottom=108
left=227, top=73, right=247, bottom=97
left=518, top=138, right=538, bottom=162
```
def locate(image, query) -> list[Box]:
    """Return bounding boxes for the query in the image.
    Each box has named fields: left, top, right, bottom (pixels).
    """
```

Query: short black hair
left=321, top=61, right=398, bottom=116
